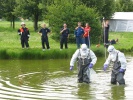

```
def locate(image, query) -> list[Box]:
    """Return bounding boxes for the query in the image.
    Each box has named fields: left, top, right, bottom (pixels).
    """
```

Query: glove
left=70, top=66, right=73, bottom=71
left=88, top=63, right=93, bottom=68
left=28, top=35, right=30, bottom=37
left=119, top=68, right=125, bottom=73
left=103, top=64, right=108, bottom=71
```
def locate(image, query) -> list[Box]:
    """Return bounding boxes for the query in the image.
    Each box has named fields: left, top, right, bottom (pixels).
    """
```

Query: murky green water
left=0, top=56, right=133, bottom=100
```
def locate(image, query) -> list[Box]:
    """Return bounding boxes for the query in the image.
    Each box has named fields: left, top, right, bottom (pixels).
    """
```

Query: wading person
left=103, top=45, right=127, bottom=85
left=60, top=23, right=70, bottom=50
left=38, top=23, right=51, bottom=51
left=70, top=44, right=97, bottom=83
left=83, top=23, right=91, bottom=48
left=18, top=22, right=30, bottom=49
left=74, top=22, right=84, bottom=48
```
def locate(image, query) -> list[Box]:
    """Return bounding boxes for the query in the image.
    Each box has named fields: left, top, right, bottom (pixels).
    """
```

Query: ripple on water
left=0, top=58, right=133, bottom=100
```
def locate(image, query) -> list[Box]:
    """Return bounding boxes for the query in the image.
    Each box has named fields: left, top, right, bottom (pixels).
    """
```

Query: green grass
left=0, top=21, right=133, bottom=59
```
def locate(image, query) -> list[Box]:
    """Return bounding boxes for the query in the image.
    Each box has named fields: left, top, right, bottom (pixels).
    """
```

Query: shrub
left=46, top=0, right=102, bottom=43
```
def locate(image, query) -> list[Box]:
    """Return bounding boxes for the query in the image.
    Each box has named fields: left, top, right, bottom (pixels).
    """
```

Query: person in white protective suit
left=70, top=44, right=97, bottom=83
left=103, top=45, right=127, bottom=85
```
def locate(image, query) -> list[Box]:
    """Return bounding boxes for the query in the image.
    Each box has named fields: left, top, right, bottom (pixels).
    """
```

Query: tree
left=0, top=0, right=16, bottom=29
left=14, top=0, right=43, bottom=31
left=115, top=0, right=123, bottom=12
left=81, top=0, right=105, bottom=17
left=118, top=0, right=133, bottom=12
left=81, top=0, right=116, bottom=19
left=102, top=0, right=116, bottom=19
left=46, top=0, right=102, bottom=43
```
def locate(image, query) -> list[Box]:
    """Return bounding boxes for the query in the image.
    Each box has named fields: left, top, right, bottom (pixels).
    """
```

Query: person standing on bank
left=18, top=22, right=30, bottom=49
left=74, top=22, right=84, bottom=48
left=103, top=20, right=109, bottom=47
left=70, top=44, right=97, bottom=83
left=38, top=23, right=51, bottom=51
left=83, top=23, right=91, bottom=48
left=60, top=23, right=70, bottom=50
left=103, top=45, right=127, bottom=85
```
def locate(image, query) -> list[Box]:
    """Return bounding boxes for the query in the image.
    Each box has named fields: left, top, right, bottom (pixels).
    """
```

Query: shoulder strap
left=115, top=52, right=119, bottom=62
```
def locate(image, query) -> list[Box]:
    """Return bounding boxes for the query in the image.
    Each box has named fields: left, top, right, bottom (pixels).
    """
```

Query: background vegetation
left=0, top=21, right=133, bottom=59
left=0, top=0, right=117, bottom=43
left=0, top=0, right=133, bottom=59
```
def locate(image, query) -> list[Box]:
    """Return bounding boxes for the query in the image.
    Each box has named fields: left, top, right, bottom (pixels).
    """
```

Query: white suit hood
left=104, top=50, right=127, bottom=69
left=70, top=49, right=97, bottom=66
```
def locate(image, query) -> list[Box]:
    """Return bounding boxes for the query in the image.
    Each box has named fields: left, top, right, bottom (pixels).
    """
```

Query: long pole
left=103, top=17, right=106, bottom=59
left=88, top=34, right=90, bottom=49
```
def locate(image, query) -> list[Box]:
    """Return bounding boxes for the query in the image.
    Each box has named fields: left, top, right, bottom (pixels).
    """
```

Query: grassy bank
left=0, top=21, right=133, bottom=59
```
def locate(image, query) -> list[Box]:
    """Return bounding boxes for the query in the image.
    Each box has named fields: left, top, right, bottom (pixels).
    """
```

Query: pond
left=0, top=56, right=133, bottom=100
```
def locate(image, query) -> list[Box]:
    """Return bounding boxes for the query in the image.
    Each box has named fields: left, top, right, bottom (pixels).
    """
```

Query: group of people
left=70, top=44, right=127, bottom=85
left=18, top=21, right=127, bottom=85
left=18, top=22, right=91, bottom=50
left=74, top=22, right=91, bottom=48
left=18, top=22, right=51, bottom=51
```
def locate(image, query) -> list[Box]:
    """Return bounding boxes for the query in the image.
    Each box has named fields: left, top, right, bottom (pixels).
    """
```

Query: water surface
left=0, top=56, right=133, bottom=100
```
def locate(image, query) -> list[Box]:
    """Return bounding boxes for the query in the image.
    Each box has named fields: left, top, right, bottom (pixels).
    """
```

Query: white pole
left=103, top=17, right=106, bottom=59
left=88, top=31, right=90, bottom=49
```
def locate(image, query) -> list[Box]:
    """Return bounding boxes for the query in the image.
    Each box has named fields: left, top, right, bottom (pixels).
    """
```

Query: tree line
left=0, top=0, right=133, bottom=43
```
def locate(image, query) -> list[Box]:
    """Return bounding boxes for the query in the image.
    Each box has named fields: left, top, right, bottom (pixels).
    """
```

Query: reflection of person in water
left=111, top=86, right=125, bottom=100
left=77, top=84, right=93, bottom=100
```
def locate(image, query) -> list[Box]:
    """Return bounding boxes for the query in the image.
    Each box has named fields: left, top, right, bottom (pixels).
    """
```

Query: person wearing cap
left=103, top=45, right=127, bottom=85
left=60, top=23, right=70, bottom=50
left=18, top=22, right=30, bottom=49
left=74, top=22, right=84, bottom=48
left=70, top=44, right=97, bottom=83
left=38, top=23, right=51, bottom=51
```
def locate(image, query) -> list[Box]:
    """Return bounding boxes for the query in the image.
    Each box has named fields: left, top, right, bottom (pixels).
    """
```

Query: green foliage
left=81, top=0, right=116, bottom=19
left=115, top=0, right=123, bottom=12
left=117, top=0, right=133, bottom=12
left=0, top=0, right=16, bottom=28
left=0, top=49, right=9, bottom=59
left=46, top=0, right=102, bottom=43
left=102, top=0, right=116, bottom=19
left=81, top=0, right=105, bottom=17
left=14, top=0, right=43, bottom=31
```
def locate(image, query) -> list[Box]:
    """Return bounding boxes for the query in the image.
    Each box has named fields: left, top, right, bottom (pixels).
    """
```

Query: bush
left=46, top=0, right=102, bottom=43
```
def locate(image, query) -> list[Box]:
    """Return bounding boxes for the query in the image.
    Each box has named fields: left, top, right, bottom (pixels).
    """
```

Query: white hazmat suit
left=70, top=44, right=97, bottom=83
left=103, top=45, right=127, bottom=85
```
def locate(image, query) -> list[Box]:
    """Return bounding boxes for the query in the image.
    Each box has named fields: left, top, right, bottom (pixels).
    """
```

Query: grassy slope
left=0, top=21, right=133, bottom=59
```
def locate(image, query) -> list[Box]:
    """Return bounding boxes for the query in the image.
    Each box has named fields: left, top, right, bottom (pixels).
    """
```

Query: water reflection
left=0, top=56, right=133, bottom=99
left=111, top=85, right=125, bottom=100
left=77, top=84, right=92, bottom=100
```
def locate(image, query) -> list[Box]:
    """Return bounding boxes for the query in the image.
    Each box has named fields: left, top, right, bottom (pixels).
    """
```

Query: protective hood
left=80, top=44, right=89, bottom=58
left=108, top=45, right=117, bottom=61
left=107, top=45, right=116, bottom=54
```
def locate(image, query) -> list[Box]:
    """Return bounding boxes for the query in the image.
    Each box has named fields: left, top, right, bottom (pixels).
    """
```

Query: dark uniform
left=77, top=50, right=92, bottom=83
left=103, top=24, right=109, bottom=44
left=39, top=28, right=50, bottom=49
left=18, top=27, right=30, bottom=48
left=60, top=28, right=70, bottom=49
left=111, top=53, right=125, bottom=85
left=74, top=27, right=84, bottom=48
